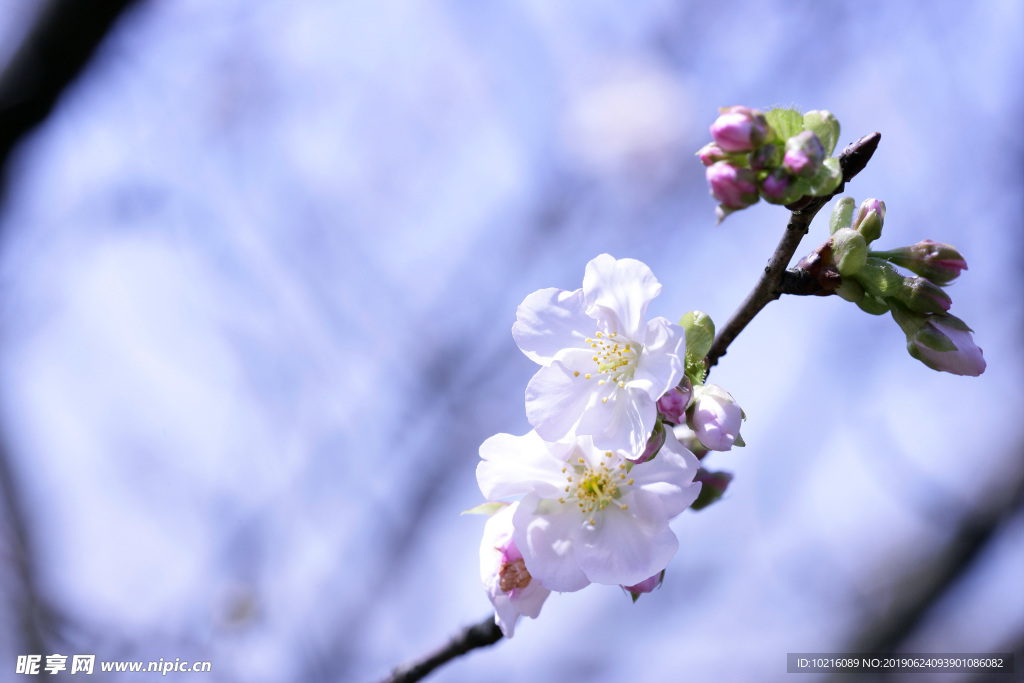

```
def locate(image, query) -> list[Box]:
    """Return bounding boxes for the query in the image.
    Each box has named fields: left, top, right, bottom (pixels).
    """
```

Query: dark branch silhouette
left=0, top=0, right=144, bottom=194
left=379, top=615, right=503, bottom=683
left=0, top=0, right=146, bottom=659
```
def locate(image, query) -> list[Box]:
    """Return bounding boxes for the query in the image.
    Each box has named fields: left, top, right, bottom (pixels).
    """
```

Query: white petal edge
left=582, top=254, right=661, bottom=342
left=512, top=287, right=590, bottom=365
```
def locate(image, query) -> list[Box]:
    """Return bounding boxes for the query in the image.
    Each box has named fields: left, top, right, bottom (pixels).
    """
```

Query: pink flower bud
left=657, top=382, right=692, bottom=423
left=875, top=240, right=968, bottom=285
left=709, top=106, right=769, bottom=153
left=706, top=161, right=758, bottom=209
left=852, top=198, right=886, bottom=242
left=760, top=169, right=794, bottom=201
left=696, top=142, right=729, bottom=166
left=689, top=384, right=742, bottom=451
left=897, top=276, right=952, bottom=314
left=782, top=130, right=825, bottom=178
left=909, top=318, right=986, bottom=376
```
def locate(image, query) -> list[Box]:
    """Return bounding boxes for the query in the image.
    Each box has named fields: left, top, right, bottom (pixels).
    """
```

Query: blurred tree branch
left=838, top=459, right=1024, bottom=667
left=0, top=0, right=145, bottom=658
left=0, top=0, right=144, bottom=194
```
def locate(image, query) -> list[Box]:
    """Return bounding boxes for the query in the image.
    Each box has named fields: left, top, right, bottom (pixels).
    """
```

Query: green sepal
left=936, top=313, right=973, bottom=333
left=690, top=470, right=734, bottom=511
left=914, top=322, right=957, bottom=353
left=805, top=157, right=842, bottom=197
left=461, top=501, right=508, bottom=516
left=679, top=310, right=715, bottom=360
left=856, top=293, right=889, bottom=315
left=855, top=258, right=904, bottom=298
left=802, top=110, right=840, bottom=157
left=733, top=433, right=746, bottom=448
left=764, top=107, right=804, bottom=143
left=889, top=300, right=924, bottom=334
left=835, top=278, right=865, bottom=303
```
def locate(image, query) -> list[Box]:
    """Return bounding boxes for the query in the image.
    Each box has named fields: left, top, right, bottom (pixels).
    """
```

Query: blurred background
left=0, top=1, right=1021, bottom=681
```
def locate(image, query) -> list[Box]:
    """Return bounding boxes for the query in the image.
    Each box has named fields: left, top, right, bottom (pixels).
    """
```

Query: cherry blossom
left=477, top=429, right=701, bottom=591
left=512, top=254, right=686, bottom=454
left=479, top=502, right=551, bottom=637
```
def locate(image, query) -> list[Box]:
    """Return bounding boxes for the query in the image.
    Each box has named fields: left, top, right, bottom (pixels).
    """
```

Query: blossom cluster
left=474, top=254, right=743, bottom=636
left=815, top=197, right=985, bottom=376
left=698, top=106, right=844, bottom=222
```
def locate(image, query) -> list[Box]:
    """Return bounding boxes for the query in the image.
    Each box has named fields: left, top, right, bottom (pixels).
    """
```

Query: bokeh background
left=0, top=1, right=1021, bottom=681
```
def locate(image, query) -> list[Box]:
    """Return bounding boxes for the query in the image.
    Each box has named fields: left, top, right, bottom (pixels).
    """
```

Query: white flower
left=476, top=430, right=701, bottom=591
left=480, top=502, right=550, bottom=638
left=690, top=384, right=742, bottom=451
left=512, top=254, right=686, bottom=454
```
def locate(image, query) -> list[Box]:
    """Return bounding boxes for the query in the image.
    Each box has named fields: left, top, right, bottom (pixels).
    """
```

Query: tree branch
left=380, top=614, right=503, bottom=683
left=706, top=132, right=881, bottom=369
left=0, top=0, right=146, bottom=660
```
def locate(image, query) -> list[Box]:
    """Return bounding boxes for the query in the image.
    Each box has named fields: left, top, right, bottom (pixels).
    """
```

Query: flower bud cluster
left=698, top=106, right=844, bottom=223
left=472, top=255, right=742, bottom=636
left=822, top=197, right=984, bottom=376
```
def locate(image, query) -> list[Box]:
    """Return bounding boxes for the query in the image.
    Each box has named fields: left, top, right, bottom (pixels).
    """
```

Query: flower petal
left=583, top=254, right=661, bottom=342
left=480, top=503, right=550, bottom=638
left=626, top=433, right=702, bottom=520
left=512, top=287, right=589, bottom=365
left=513, top=494, right=591, bottom=592
left=477, top=432, right=568, bottom=501
left=525, top=359, right=594, bottom=442
left=575, top=386, right=655, bottom=454
left=574, top=506, right=678, bottom=587
left=629, top=317, right=686, bottom=400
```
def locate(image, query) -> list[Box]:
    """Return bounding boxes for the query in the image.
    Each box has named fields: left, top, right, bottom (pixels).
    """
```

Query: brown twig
left=380, top=614, right=503, bottom=683
left=706, top=132, right=881, bottom=369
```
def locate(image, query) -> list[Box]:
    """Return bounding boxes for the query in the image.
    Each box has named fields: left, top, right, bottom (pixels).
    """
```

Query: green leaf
left=764, top=107, right=803, bottom=142
left=684, top=355, right=708, bottom=387
left=679, top=310, right=715, bottom=360
left=806, top=157, right=842, bottom=196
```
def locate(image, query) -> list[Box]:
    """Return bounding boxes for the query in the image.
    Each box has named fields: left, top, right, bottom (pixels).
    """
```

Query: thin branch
left=380, top=614, right=503, bottom=683
left=706, top=132, right=881, bottom=369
